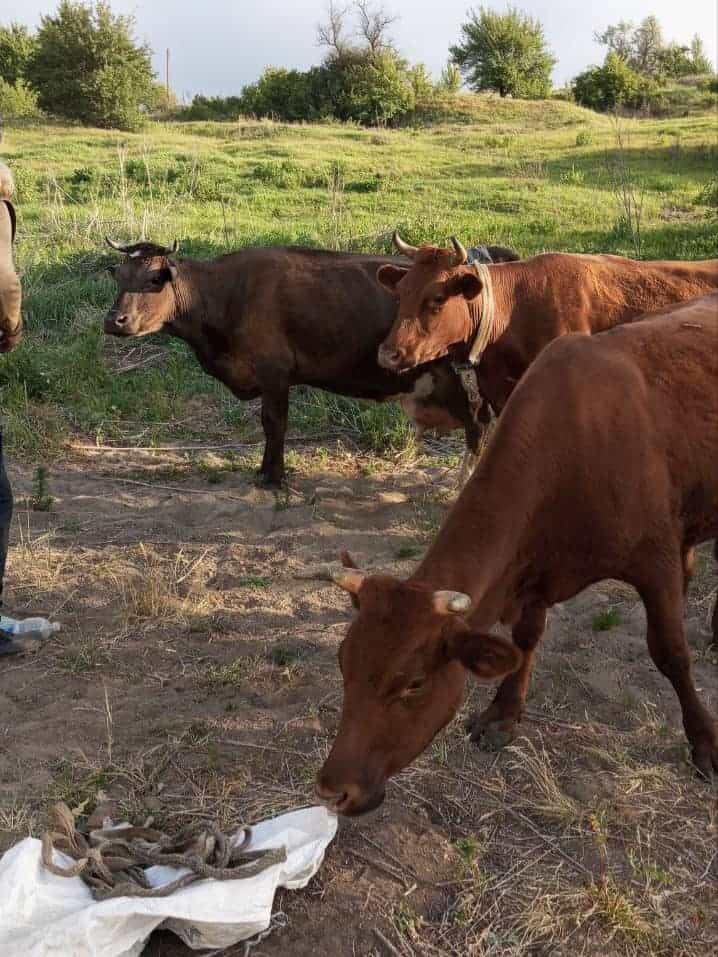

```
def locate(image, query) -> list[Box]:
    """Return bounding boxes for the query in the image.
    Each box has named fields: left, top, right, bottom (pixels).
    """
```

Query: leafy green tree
left=595, top=17, right=712, bottom=80
left=27, top=1, right=155, bottom=130
left=0, top=22, right=36, bottom=85
left=573, top=53, right=656, bottom=111
left=450, top=6, right=556, bottom=98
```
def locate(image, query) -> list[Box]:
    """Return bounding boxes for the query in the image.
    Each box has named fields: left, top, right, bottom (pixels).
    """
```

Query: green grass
left=592, top=607, right=623, bottom=631
left=2, top=100, right=716, bottom=460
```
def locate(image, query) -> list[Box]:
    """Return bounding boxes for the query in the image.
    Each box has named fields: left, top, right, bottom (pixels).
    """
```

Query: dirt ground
left=0, top=442, right=716, bottom=957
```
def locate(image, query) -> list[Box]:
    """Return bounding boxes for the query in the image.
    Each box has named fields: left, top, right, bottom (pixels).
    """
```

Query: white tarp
left=0, top=806, right=337, bottom=957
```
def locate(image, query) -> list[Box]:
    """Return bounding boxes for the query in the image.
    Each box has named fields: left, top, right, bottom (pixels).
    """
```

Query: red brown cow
left=310, top=296, right=718, bottom=815
left=103, top=239, right=517, bottom=486
left=376, top=234, right=718, bottom=418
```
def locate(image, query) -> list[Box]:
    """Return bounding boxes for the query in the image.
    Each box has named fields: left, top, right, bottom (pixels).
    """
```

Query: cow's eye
left=403, top=677, right=426, bottom=697
left=150, top=274, right=165, bottom=287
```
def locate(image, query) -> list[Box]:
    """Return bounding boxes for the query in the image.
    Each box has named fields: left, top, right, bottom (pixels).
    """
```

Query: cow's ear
left=446, top=271, right=482, bottom=302
left=376, top=264, right=408, bottom=294
left=446, top=631, right=522, bottom=681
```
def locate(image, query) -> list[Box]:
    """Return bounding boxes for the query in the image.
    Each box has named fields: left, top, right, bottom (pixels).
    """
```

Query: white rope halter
left=467, top=261, right=497, bottom=365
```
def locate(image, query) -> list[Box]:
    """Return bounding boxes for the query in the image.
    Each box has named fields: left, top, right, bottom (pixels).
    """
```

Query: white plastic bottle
left=0, top=616, right=61, bottom=640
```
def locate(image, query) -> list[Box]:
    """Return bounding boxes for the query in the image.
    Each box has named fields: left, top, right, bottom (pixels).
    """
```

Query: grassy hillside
left=1, top=98, right=716, bottom=461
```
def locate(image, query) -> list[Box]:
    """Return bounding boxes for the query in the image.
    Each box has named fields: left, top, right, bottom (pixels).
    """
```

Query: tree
left=27, top=1, right=155, bottom=130
left=631, top=15, right=663, bottom=76
left=355, top=0, right=397, bottom=55
left=450, top=6, right=556, bottom=98
left=594, top=16, right=711, bottom=79
left=689, top=35, right=712, bottom=74
left=593, top=21, right=634, bottom=62
left=438, top=62, right=462, bottom=93
left=317, top=1, right=351, bottom=55
left=0, top=22, right=36, bottom=85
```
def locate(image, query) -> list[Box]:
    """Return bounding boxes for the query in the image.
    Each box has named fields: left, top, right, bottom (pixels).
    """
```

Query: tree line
left=0, top=1, right=714, bottom=131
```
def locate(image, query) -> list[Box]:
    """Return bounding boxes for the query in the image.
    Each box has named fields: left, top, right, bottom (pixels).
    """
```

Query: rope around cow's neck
left=467, top=261, right=497, bottom=365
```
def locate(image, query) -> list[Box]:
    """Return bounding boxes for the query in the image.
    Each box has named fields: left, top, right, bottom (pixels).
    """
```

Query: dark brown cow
left=311, top=296, right=718, bottom=815
left=0, top=162, right=21, bottom=353
left=103, top=239, right=517, bottom=486
left=376, top=234, right=718, bottom=417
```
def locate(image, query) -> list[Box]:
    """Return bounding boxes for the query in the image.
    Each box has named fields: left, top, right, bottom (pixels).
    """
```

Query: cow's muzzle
left=314, top=772, right=386, bottom=817
left=104, top=312, right=134, bottom=336
left=377, top=343, right=413, bottom=372
left=0, top=326, right=21, bottom=353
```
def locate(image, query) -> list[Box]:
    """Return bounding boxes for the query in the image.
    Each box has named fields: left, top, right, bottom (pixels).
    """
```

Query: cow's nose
left=314, top=779, right=348, bottom=811
left=378, top=344, right=405, bottom=370
left=114, top=314, right=130, bottom=327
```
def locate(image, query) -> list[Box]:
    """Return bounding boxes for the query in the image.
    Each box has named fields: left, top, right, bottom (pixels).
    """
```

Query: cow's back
left=480, top=296, right=718, bottom=584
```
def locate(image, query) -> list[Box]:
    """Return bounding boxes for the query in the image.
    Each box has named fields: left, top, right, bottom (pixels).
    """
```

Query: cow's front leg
left=258, top=386, right=289, bottom=488
left=465, top=604, right=547, bottom=750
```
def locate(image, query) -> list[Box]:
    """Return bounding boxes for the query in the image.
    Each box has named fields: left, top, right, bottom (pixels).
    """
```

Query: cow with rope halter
left=376, top=233, right=718, bottom=422
left=103, top=237, right=518, bottom=487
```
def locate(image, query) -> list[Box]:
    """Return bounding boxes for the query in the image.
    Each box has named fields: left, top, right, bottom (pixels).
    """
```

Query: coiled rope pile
left=41, top=802, right=286, bottom=900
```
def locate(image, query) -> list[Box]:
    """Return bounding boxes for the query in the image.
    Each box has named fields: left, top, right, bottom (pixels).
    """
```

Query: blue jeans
left=0, top=433, right=12, bottom=604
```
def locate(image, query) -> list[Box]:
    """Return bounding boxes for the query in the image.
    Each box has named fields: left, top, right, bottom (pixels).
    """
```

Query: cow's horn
left=165, top=239, right=179, bottom=254
left=449, top=236, right=468, bottom=266
left=433, top=590, right=472, bottom=615
left=295, top=563, right=366, bottom=595
left=393, top=231, right=419, bottom=260
left=106, top=237, right=131, bottom=252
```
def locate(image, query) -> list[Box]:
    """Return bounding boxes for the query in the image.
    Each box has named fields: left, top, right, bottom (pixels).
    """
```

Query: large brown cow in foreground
left=376, top=234, right=718, bottom=417
left=103, top=239, right=517, bottom=486
left=311, top=296, right=718, bottom=816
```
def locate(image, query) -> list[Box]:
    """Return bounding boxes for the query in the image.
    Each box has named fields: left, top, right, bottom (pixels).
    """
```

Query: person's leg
left=0, top=430, right=13, bottom=603
left=0, top=431, right=19, bottom=654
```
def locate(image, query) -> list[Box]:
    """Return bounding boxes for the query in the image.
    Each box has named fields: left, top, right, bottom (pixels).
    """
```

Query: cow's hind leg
left=466, top=604, right=547, bottom=751
left=258, top=386, right=289, bottom=488
left=639, top=563, right=717, bottom=778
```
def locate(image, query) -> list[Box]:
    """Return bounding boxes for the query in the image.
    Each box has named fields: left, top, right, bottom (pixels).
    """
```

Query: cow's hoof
left=255, top=470, right=284, bottom=490
left=465, top=711, right=516, bottom=752
left=691, top=735, right=718, bottom=781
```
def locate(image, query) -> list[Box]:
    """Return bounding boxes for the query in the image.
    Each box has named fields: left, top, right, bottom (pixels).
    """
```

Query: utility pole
left=165, top=48, right=170, bottom=98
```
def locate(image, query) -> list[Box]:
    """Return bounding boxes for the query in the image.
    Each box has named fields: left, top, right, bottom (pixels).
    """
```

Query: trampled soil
left=1, top=445, right=716, bottom=956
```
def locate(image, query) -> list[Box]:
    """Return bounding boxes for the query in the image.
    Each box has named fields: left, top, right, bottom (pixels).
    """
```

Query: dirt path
left=1, top=448, right=716, bottom=956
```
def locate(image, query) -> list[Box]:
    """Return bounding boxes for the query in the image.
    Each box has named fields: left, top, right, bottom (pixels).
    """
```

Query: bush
left=240, top=68, right=313, bottom=122
left=0, top=76, right=41, bottom=119
left=573, top=53, right=658, bottom=112
left=26, top=1, right=155, bottom=130
left=184, top=95, right=245, bottom=121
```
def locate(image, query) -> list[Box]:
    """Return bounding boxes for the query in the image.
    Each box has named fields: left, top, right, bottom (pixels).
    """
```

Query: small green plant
left=269, top=644, right=299, bottom=667
left=238, top=575, right=271, bottom=588
left=592, top=607, right=622, bottom=631
left=393, top=539, right=423, bottom=559
left=454, top=836, right=480, bottom=866
left=575, top=130, right=593, bottom=146
left=30, top=466, right=54, bottom=512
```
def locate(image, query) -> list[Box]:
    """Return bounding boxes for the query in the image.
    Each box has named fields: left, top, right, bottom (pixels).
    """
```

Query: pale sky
left=3, top=1, right=716, bottom=98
